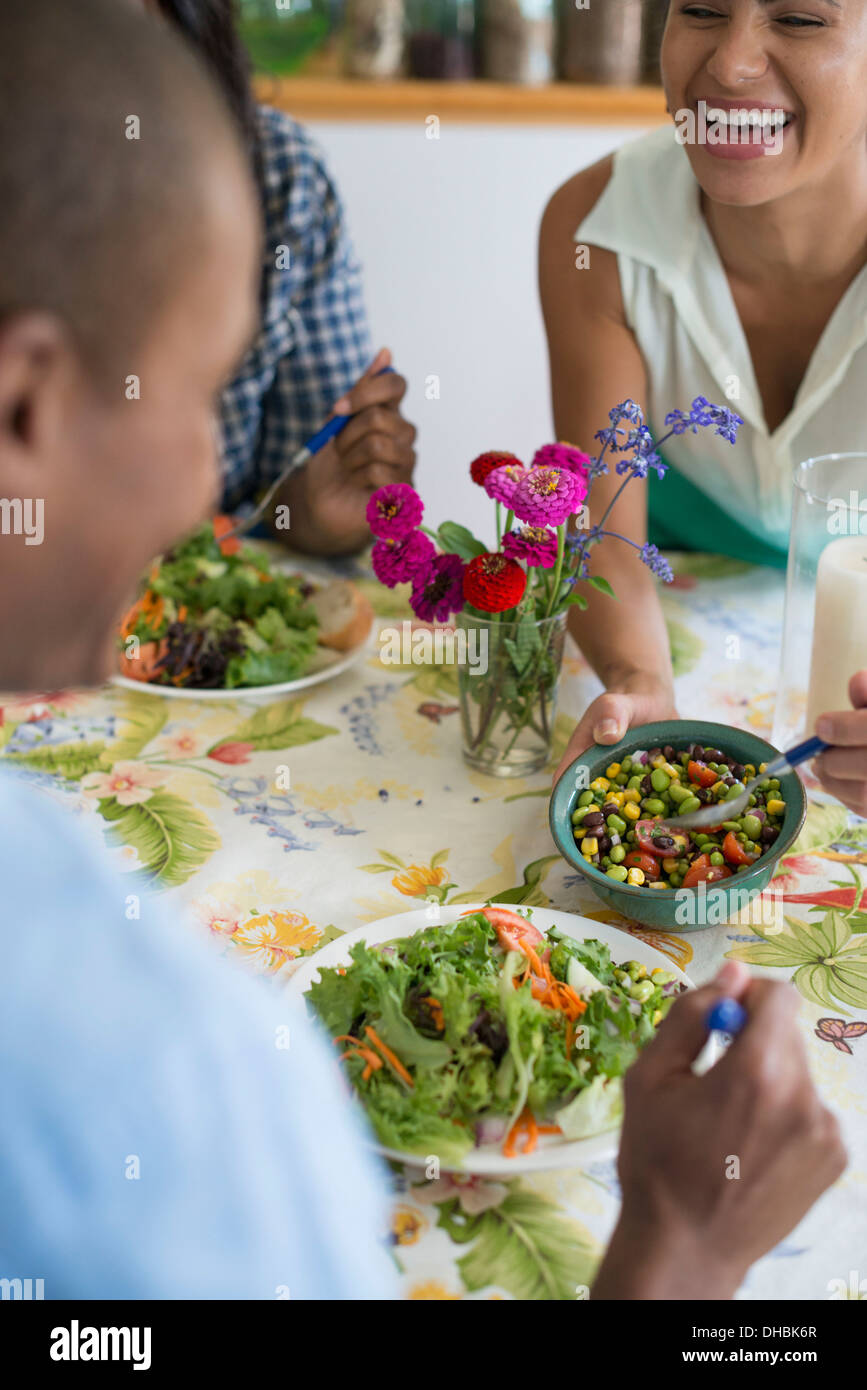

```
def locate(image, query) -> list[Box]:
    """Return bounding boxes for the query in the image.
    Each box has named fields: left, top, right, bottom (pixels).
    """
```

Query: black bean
left=695, top=787, right=711, bottom=804
left=655, top=834, right=675, bottom=850
left=583, top=812, right=604, bottom=828
left=597, top=834, right=612, bottom=853
left=601, top=802, right=619, bottom=819
left=640, top=775, right=653, bottom=797
left=723, top=775, right=735, bottom=787
left=663, top=745, right=675, bottom=760
left=648, top=746, right=663, bottom=760
left=731, top=763, right=745, bottom=781
left=760, top=825, right=779, bottom=844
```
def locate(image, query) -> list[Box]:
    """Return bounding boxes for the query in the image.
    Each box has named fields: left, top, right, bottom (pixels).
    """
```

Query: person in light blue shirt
left=0, top=0, right=393, bottom=1302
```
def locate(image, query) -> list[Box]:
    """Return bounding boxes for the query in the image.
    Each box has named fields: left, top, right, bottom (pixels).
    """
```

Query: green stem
left=544, top=525, right=567, bottom=621
left=139, top=756, right=225, bottom=780
left=495, top=501, right=502, bottom=550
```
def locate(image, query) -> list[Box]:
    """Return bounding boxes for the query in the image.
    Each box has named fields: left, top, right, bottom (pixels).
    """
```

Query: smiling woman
left=541, top=0, right=867, bottom=789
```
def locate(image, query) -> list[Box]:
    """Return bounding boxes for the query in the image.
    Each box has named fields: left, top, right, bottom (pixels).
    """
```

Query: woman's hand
left=553, top=670, right=678, bottom=786
left=592, top=962, right=847, bottom=1300
left=814, top=671, right=867, bottom=817
left=274, top=347, right=417, bottom=556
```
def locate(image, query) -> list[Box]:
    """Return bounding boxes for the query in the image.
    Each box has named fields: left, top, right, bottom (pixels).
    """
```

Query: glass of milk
left=772, top=454, right=867, bottom=751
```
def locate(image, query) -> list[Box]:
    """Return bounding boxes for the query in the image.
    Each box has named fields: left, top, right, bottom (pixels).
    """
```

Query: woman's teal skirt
left=647, top=461, right=788, bottom=570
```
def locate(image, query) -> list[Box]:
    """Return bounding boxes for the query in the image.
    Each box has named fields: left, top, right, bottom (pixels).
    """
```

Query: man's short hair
left=0, top=0, right=248, bottom=383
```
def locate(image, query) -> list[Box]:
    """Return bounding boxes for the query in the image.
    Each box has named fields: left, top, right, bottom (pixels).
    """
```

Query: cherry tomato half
left=635, top=820, right=689, bottom=859
left=722, top=831, right=758, bottom=868
left=623, top=851, right=660, bottom=881
left=682, top=854, right=733, bottom=888
left=687, top=759, right=718, bottom=788
left=481, top=905, right=544, bottom=952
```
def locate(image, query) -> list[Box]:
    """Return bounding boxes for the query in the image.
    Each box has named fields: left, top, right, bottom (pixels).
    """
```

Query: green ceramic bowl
left=549, top=720, right=807, bottom=931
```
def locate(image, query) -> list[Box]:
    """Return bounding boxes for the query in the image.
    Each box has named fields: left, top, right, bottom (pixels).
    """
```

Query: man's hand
left=592, top=961, right=847, bottom=1300
left=273, top=347, right=416, bottom=556
left=815, top=670, right=867, bottom=817
left=553, top=669, right=679, bottom=786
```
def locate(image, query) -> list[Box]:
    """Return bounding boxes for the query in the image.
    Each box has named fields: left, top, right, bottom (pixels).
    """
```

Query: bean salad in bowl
left=572, top=742, right=788, bottom=891
left=548, top=720, right=807, bottom=931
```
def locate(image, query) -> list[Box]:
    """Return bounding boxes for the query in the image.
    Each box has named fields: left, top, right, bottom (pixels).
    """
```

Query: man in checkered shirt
left=220, top=105, right=416, bottom=555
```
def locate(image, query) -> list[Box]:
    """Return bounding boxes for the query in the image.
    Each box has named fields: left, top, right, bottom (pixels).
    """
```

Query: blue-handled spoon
left=659, top=734, right=828, bottom=832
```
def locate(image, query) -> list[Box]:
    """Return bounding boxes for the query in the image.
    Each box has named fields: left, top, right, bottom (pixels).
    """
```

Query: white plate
left=287, top=903, right=706, bottom=1175
left=111, top=633, right=370, bottom=702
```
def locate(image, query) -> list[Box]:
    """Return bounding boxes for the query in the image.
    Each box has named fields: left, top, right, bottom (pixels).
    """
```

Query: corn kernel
left=622, top=788, right=641, bottom=804
left=661, top=856, right=679, bottom=875
left=652, top=1009, right=663, bottom=1026
left=711, top=781, right=727, bottom=796
left=623, top=802, right=640, bottom=820
left=605, top=790, right=623, bottom=806
left=662, top=762, right=679, bottom=779
left=766, top=798, right=786, bottom=816
left=649, top=881, right=669, bottom=890
left=651, top=967, right=666, bottom=978
left=605, top=762, right=621, bottom=779
left=759, top=762, right=767, bottom=773
left=590, top=776, right=610, bottom=793
left=626, top=867, right=645, bottom=886
left=580, top=836, right=599, bottom=857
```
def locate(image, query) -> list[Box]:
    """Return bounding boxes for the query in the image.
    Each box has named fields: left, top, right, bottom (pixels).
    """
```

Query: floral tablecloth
left=4, top=551, right=866, bottom=1301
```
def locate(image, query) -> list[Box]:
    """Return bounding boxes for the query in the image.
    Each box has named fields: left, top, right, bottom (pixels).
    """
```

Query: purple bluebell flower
left=638, top=543, right=674, bottom=584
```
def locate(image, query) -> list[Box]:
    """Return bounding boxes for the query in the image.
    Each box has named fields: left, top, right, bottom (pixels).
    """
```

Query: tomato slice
left=722, top=831, right=758, bottom=867
left=623, top=851, right=660, bottom=881
left=688, top=759, right=718, bottom=788
left=635, top=820, right=689, bottom=859
left=480, top=905, right=544, bottom=952
left=682, top=854, right=733, bottom=887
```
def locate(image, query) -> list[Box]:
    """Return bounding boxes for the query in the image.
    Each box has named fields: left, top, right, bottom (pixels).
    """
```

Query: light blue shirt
left=0, top=772, right=395, bottom=1299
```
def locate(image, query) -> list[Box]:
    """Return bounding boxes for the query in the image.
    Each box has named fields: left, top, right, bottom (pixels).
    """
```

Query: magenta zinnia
left=511, top=466, right=580, bottom=526
left=532, top=442, right=592, bottom=486
left=372, top=531, right=435, bottom=588
left=484, top=463, right=527, bottom=507
left=502, top=525, right=559, bottom=569
left=410, top=553, right=466, bottom=622
left=366, top=483, right=424, bottom=540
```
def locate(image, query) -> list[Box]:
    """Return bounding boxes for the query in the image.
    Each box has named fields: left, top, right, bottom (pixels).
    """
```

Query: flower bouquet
left=366, top=397, right=743, bottom=776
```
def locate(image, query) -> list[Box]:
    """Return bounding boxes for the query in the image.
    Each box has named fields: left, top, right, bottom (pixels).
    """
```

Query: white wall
left=308, top=119, right=649, bottom=538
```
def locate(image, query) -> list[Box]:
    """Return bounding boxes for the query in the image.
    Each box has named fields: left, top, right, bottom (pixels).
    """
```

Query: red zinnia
left=463, top=553, right=527, bottom=613
left=469, top=450, right=522, bottom=487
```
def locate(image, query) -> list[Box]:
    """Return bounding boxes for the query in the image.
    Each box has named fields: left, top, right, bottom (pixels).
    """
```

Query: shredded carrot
left=565, top=1021, right=574, bottom=1057
left=364, top=1027, right=414, bottom=1088
left=335, top=1035, right=384, bottom=1083
left=503, top=1106, right=540, bottom=1158
left=537, top=1124, right=562, bottom=1136
left=422, top=995, right=445, bottom=1031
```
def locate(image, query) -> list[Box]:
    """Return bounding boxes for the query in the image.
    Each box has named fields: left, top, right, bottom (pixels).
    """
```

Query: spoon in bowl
left=658, top=734, right=828, bottom=833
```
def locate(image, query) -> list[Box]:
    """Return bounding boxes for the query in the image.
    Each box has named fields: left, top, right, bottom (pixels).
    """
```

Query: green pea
left=601, top=856, right=611, bottom=868
left=609, top=844, right=626, bottom=864
left=725, top=781, right=746, bottom=801
left=742, top=814, right=762, bottom=839
left=694, top=833, right=710, bottom=847
left=768, top=778, right=781, bottom=790
left=577, top=789, right=594, bottom=807
left=607, top=813, right=627, bottom=836
left=620, top=756, right=632, bottom=773
left=606, top=865, right=628, bottom=882
left=627, top=775, right=643, bottom=791
left=678, top=795, right=701, bottom=815
left=643, top=797, right=666, bottom=816
left=571, top=806, right=590, bottom=825
left=748, top=794, right=757, bottom=806
left=650, top=768, right=670, bottom=793
left=668, top=781, right=690, bottom=804
left=630, top=979, right=655, bottom=1003
left=709, top=851, right=725, bottom=866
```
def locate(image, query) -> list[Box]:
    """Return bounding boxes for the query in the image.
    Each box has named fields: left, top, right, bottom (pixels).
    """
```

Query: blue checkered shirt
left=219, top=107, right=372, bottom=511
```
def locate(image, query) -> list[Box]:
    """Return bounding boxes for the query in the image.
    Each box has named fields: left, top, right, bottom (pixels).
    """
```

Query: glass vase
left=555, top=0, right=643, bottom=85
left=772, top=453, right=867, bottom=754
left=457, top=611, right=567, bottom=778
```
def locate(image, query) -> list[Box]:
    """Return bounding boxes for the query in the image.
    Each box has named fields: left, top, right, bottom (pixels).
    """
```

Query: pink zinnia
left=484, top=463, right=527, bottom=507
left=371, top=530, right=435, bottom=588
left=366, top=483, right=424, bottom=540
left=511, top=466, right=580, bottom=526
left=502, top=525, right=559, bottom=569
left=410, top=553, right=466, bottom=623
left=532, top=442, right=592, bottom=486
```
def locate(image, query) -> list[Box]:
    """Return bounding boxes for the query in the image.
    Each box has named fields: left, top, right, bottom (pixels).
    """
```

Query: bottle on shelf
left=555, top=0, right=643, bottom=86
left=343, top=0, right=405, bottom=79
left=405, top=0, right=475, bottom=80
left=477, top=0, right=555, bottom=87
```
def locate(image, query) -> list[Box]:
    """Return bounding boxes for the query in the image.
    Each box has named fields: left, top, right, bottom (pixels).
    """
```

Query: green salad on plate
left=305, top=906, right=683, bottom=1165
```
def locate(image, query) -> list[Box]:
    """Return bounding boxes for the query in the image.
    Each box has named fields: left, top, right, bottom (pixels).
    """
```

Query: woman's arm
left=538, top=160, right=677, bottom=779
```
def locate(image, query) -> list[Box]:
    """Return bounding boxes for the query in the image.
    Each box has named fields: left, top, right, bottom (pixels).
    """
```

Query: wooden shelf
left=253, top=74, right=667, bottom=126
